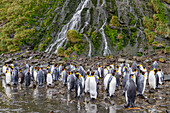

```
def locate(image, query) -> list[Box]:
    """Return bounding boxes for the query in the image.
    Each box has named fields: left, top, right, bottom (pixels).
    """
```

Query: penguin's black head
left=142, top=72, right=145, bottom=75
left=91, top=71, right=94, bottom=75
left=75, top=73, right=79, bottom=78
left=87, top=71, right=90, bottom=75
left=134, top=69, right=137, bottom=72
left=137, top=65, right=140, bottom=68
left=116, top=65, right=119, bottom=68
left=158, top=69, right=161, bottom=71
left=130, top=74, right=134, bottom=78
left=19, top=69, right=22, bottom=72
left=154, top=69, right=158, bottom=73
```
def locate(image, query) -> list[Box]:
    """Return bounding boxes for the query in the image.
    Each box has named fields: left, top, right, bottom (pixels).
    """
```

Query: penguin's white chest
left=109, top=77, right=116, bottom=96
left=104, top=69, right=108, bottom=76
left=6, top=73, right=11, bottom=84
left=3, top=66, right=7, bottom=73
left=47, top=74, right=53, bottom=85
left=85, top=76, right=90, bottom=93
left=34, top=71, right=37, bottom=82
left=89, top=77, right=97, bottom=99
left=104, top=74, right=111, bottom=90
left=149, top=71, right=156, bottom=89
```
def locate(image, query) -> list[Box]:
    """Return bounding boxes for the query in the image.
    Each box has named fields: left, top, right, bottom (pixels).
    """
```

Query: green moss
left=7, top=45, right=19, bottom=53
left=144, top=29, right=156, bottom=45
left=39, top=43, right=47, bottom=52
left=117, top=39, right=123, bottom=51
left=142, top=16, right=154, bottom=30
left=130, top=27, right=137, bottom=32
left=137, top=52, right=142, bottom=57
left=151, top=0, right=165, bottom=14
left=64, top=50, right=70, bottom=57
left=164, top=46, right=170, bottom=54
left=57, top=47, right=65, bottom=57
left=105, top=25, right=117, bottom=45
left=110, top=16, right=120, bottom=28
left=66, top=30, right=82, bottom=43
left=117, top=33, right=123, bottom=40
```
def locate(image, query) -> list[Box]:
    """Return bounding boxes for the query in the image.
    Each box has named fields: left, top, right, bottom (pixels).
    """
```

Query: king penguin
left=25, top=71, right=31, bottom=86
left=157, top=69, right=164, bottom=85
left=12, top=66, right=18, bottom=86
left=107, top=71, right=116, bottom=97
left=89, top=71, right=97, bottom=100
left=61, top=67, right=68, bottom=86
left=18, top=69, right=25, bottom=85
left=85, top=71, right=90, bottom=94
left=125, top=74, right=136, bottom=108
left=122, top=67, right=129, bottom=95
left=149, top=69, right=157, bottom=90
left=33, top=67, right=38, bottom=82
left=37, top=67, right=44, bottom=86
left=47, top=70, right=53, bottom=86
left=104, top=66, right=108, bottom=77
left=5, top=70, right=11, bottom=86
left=75, top=73, right=83, bottom=98
left=67, top=71, right=76, bottom=91
left=137, top=71, right=146, bottom=96
left=104, top=73, right=111, bottom=90
left=152, top=61, right=158, bottom=70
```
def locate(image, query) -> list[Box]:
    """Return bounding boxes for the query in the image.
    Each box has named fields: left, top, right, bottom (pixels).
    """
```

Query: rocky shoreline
left=0, top=50, right=169, bottom=75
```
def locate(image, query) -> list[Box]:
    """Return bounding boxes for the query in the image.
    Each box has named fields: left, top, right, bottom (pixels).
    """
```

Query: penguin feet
left=131, top=103, right=135, bottom=108
left=122, top=92, right=125, bottom=96
left=124, top=103, right=130, bottom=108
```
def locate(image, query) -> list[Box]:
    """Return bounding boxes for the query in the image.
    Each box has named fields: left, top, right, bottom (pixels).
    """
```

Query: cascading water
left=45, top=0, right=90, bottom=54
left=84, top=34, right=92, bottom=57
left=98, top=0, right=111, bottom=56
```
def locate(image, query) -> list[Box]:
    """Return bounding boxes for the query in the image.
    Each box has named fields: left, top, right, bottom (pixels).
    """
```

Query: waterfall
left=98, top=0, right=111, bottom=56
left=84, top=34, right=92, bottom=57
left=45, top=0, right=90, bottom=54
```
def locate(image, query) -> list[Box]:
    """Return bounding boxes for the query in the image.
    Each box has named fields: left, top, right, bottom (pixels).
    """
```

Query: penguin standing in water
left=18, top=69, right=25, bottom=85
left=61, top=67, right=68, bottom=86
left=85, top=71, right=90, bottom=94
left=75, top=73, right=83, bottom=98
left=122, top=67, right=129, bottom=95
left=12, top=66, right=18, bottom=86
left=137, top=71, right=146, bottom=96
left=2, top=64, right=8, bottom=75
left=43, top=67, right=48, bottom=83
left=5, top=70, right=12, bottom=86
left=33, top=67, right=38, bottom=82
left=89, top=71, right=97, bottom=100
left=47, top=70, right=53, bottom=86
left=107, top=71, right=116, bottom=97
left=52, top=64, right=59, bottom=81
left=37, top=67, right=44, bottom=86
left=125, top=74, right=136, bottom=108
left=25, top=71, right=31, bottom=86
left=67, top=71, right=76, bottom=91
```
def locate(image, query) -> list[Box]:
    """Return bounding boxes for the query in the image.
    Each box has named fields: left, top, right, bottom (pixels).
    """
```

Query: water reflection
left=2, top=79, right=12, bottom=98
left=85, top=97, right=97, bottom=113
left=46, top=88, right=53, bottom=99
left=109, top=106, right=116, bottom=113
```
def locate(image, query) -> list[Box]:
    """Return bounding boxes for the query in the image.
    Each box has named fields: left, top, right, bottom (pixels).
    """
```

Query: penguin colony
left=1, top=61, right=164, bottom=108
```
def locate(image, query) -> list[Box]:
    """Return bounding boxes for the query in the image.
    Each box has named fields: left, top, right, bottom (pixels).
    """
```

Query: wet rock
left=146, top=99, right=156, bottom=104
left=164, top=75, right=170, bottom=81
left=118, top=58, right=125, bottom=63
left=5, top=58, right=13, bottom=64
